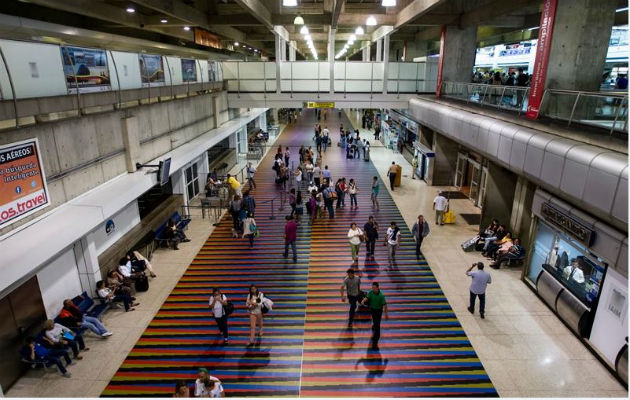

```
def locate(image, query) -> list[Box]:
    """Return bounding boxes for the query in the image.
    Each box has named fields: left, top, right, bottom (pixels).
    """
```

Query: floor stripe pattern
left=103, top=110, right=496, bottom=397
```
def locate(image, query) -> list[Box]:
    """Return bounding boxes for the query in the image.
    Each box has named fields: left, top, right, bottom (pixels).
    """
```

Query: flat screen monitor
left=159, top=158, right=171, bottom=186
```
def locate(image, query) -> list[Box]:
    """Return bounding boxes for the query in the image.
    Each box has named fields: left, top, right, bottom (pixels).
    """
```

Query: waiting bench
left=154, top=211, right=191, bottom=248
left=54, top=291, right=110, bottom=333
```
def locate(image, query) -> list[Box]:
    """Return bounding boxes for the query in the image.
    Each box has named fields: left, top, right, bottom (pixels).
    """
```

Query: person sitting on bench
left=97, top=280, right=138, bottom=312
left=20, top=336, right=73, bottom=378
left=106, top=270, right=135, bottom=296
left=42, top=319, right=88, bottom=360
left=490, top=238, right=524, bottom=269
left=126, top=250, right=157, bottom=278
left=58, top=300, right=112, bottom=338
left=118, top=257, right=145, bottom=280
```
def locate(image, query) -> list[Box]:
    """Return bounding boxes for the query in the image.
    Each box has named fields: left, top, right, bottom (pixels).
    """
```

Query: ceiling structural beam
left=460, top=0, right=541, bottom=28
left=395, top=0, right=449, bottom=30
left=289, top=33, right=370, bottom=41
left=371, top=26, right=394, bottom=42
left=133, top=0, right=246, bottom=42
left=272, top=14, right=332, bottom=25
left=414, top=26, right=443, bottom=42
left=233, top=0, right=274, bottom=30
left=331, top=0, right=345, bottom=29
left=207, top=14, right=263, bottom=25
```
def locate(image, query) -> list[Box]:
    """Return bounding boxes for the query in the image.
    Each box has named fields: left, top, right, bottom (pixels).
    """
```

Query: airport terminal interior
left=0, top=0, right=628, bottom=398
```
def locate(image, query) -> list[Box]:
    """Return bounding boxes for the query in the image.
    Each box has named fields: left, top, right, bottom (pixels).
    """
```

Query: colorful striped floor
left=102, top=110, right=497, bottom=397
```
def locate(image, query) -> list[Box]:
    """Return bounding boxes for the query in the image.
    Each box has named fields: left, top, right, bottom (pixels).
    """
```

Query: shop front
left=526, top=190, right=628, bottom=385
left=380, top=116, right=400, bottom=153
left=454, top=151, right=487, bottom=207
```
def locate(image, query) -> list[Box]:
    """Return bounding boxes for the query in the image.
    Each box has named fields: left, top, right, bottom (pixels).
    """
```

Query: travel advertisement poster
left=139, top=54, right=165, bottom=86
left=60, top=46, right=111, bottom=93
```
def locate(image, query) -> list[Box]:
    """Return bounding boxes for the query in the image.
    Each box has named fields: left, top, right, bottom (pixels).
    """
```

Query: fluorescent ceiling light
left=616, top=7, right=628, bottom=12
left=350, top=34, right=356, bottom=41
left=366, top=16, right=377, bottom=26
left=528, top=26, right=539, bottom=31
left=183, top=26, right=191, bottom=31
left=126, top=6, right=135, bottom=13
left=283, top=0, right=298, bottom=6
left=355, top=26, right=364, bottom=35
left=160, top=18, right=168, bottom=23
left=300, top=26, right=309, bottom=35
left=294, top=14, right=304, bottom=25
left=382, top=0, right=396, bottom=6
left=304, top=34, right=311, bottom=41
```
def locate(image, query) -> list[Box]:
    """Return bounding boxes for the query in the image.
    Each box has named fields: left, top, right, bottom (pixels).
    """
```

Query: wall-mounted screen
left=159, top=158, right=171, bottom=186
left=60, top=46, right=111, bottom=93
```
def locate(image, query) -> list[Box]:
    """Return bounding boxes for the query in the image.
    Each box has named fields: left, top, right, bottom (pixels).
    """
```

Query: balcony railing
left=221, top=61, right=438, bottom=95
left=440, top=81, right=628, bottom=135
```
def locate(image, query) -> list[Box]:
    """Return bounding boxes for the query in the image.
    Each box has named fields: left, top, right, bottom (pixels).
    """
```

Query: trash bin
left=395, top=164, right=402, bottom=187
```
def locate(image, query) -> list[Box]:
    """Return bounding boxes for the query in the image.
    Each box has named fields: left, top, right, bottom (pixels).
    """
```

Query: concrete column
left=376, top=39, right=383, bottom=62
left=289, top=41, right=297, bottom=61
left=382, top=34, right=390, bottom=94
left=479, top=162, right=518, bottom=232
left=275, top=33, right=281, bottom=93
left=441, top=25, right=477, bottom=83
left=365, top=41, right=371, bottom=61
left=74, top=238, right=101, bottom=295
left=270, top=108, right=279, bottom=124
left=279, top=38, right=286, bottom=61
left=546, top=0, right=617, bottom=92
left=328, top=28, right=335, bottom=94
left=509, top=175, right=537, bottom=249
left=431, top=133, right=458, bottom=186
left=405, top=41, right=429, bottom=61
left=121, top=116, right=140, bottom=172
left=362, top=43, right=369, bottom=61
left=258, top=112, right=267, bottom=132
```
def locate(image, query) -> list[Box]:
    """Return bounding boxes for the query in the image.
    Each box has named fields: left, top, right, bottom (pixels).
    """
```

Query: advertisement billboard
left=139, top=54, right=165, bottom=86
left=181, top=59, right=197, bottom=82
left=60, top=46, right=111, bottom=93
left=0, top=139, right=50, bottom=228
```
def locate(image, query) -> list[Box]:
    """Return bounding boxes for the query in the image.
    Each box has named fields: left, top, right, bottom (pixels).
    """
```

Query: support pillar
left=382, top=34, right=390, bottom=94
left=479, top=162, right=518, bottom=232
left=275, top=33, right=281, bottom=93
left=439, top=25, right=477, bottom=84
left=375, top=38, right=383, bottom=62
left=270, top=108, right=279, bottom=125
left=404, top=41, right=429, bottom=61
left=328, top=28, right=335, bottom=94
left=546, top=0, right=616, bottom=92
left=289, top=41, right=296, bottom=61
left=121, top=116, right=140, bottom=172
left=362, top=43, right=370, bottom=61
left=509, top=176, right=537, bottom=249
left=431, top=133, right=458, bottom=186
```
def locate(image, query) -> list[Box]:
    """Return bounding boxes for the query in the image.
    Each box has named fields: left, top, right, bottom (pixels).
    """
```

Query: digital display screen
left=160, top=158, right=171, bottom=186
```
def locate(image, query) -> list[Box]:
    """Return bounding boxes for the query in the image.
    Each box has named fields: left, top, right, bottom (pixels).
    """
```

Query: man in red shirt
left=283, top=215, right=298, bottom=262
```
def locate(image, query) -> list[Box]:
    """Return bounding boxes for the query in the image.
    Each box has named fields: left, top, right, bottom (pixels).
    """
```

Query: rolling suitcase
left=461, top=235, right=480, bottom=252
left=135, top=274, right=149, bottom=292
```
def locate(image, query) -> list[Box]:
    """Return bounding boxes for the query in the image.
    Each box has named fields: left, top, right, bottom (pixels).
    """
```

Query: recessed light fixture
left=300, top=25, right=309, bottom=35
left=160, top=18, right=168, bottom=23
left=355, top=26, right=364, bottom=35
left=366, top=16, right=377, bottom=26
left=242, top=44, right=246, bottom=47
left=381, top=0, right=396, bottom=6
left=616, top=7, right=628, bottom=12
left=294, top=13, right=304, bottom=25
left=283, top=0, right=297, bottom=6
left=126, top=6, right=135, bottom=13
left=234, top=41, right=239, bottom=46
left=183, top=26, right=191, bottom=31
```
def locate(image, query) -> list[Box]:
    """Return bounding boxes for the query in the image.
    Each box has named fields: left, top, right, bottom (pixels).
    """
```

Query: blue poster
left=181, top=59, right=197, bottom=82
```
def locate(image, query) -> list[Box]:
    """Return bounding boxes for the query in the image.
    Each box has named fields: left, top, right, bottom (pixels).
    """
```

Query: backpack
left=223, top=301, right=235, bottom=316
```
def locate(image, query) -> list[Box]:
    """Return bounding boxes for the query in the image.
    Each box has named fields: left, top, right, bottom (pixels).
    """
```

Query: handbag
left=261, top=297, right=273, bottom=314
left=359, top=234, right=365, bottom=242
left=223, top=301, right=235, bottom=316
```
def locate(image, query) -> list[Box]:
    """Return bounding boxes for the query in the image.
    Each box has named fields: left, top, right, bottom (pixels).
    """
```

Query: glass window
left=185, top=164, right=199, bottom=201
left=528, top=221, right=607, bottom=308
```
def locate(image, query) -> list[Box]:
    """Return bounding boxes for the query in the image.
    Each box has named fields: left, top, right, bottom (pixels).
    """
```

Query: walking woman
left=209, top=288, right=229, bottom=344
left=242, top=212, right=257, bottom=248
left=295, top=191, right=304, bottom=222
left=246, top=284, right=264, bottom=345
left=371, top=176, right=380, bottom=210
left=347, top=223, right=363, bottom=264
left=348, top=179, right=359, bottom=209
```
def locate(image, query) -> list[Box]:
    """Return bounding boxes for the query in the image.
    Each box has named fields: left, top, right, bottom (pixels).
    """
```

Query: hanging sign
left=525, top=0, right=558, bottom=119
left=305, top=102, right=335, bottom=109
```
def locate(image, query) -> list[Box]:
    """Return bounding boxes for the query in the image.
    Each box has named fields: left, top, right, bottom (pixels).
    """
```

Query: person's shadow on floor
left=333, top=324, right=356, bottom=360
left=354, top=347, right=389, bottom=383
left=237, top=342, right=270, bottom=379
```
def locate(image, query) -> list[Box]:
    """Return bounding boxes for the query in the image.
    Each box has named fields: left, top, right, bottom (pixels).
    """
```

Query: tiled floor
left=6, top=110, right=627, bottom=398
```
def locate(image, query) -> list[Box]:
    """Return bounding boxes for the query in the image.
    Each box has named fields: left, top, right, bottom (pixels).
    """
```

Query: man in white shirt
left=466, top=262, right=492, bottom=319
left=195, top=368, right=225, bottom=397
left=433, top=191, right=448, bottom=226
left=385, top=221, right=401, bottom=264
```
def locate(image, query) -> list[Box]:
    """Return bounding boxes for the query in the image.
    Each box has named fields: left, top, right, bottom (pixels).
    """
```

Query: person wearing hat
left=194, top=368, right=224, bottom=397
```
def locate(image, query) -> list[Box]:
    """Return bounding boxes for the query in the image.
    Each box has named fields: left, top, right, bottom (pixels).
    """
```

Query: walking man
left=283, top=215, right=298, bottom=262
left=411, top=215, right=430, bottom=260
left=340, top=268, right=361, bottom=327
left=363, top=216, right=379, bottom=258
left=361, top=282, right=388, bottom=349
left=385, top=221, right=401, bottom=264
left=246, top=162, right=257, bottom=189
left=433, top=191, right=448, bottom=225
left=466, top=262, right=492, bottom=319
left=387, top=162, right=397, bottom=191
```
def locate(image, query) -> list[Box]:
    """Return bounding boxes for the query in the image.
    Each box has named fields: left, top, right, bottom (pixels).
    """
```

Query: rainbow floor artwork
left=102, top=110, right=497, bottom=397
